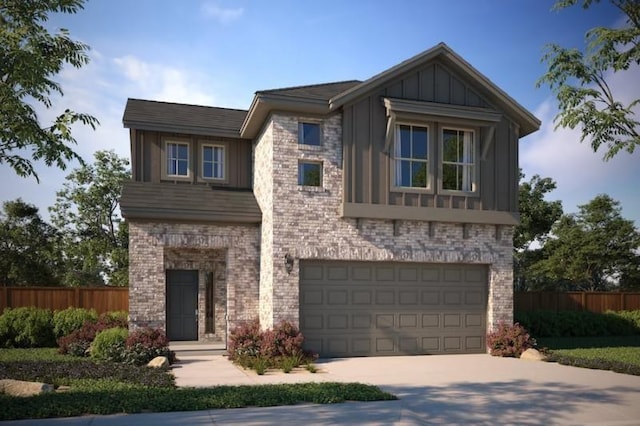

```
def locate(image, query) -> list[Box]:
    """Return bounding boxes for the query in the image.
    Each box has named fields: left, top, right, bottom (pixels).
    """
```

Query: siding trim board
left=383, top=97, right=502, bottom=124
left=341, top=202, right=519, bottom=225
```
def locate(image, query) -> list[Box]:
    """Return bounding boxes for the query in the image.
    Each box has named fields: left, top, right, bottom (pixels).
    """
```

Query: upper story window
left=298, top=122, right=321, bottom=146
left=201, top=144, right=225, bottom=180
left=441, top=128, right=476, bottom=193
left=394, top=124, right=429, bottom=189
left=166, top=141, right=189, bottom=177
left=298, top=161, right=322, bottom=186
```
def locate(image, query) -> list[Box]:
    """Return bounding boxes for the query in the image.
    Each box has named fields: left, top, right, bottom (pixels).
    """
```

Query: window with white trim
left=166, top=141, right=189, bottom=177
left=201, top=144, right=225, bottom=180
left=441, top=128, right=476, bottom=192
left=298, top=161, right=322, bottom=186
left=298, top=122, right=321, bottom=146
left=394, top=124, right=429, bottom=189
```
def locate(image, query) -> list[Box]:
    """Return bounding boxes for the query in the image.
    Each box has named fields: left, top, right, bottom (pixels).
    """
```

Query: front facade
left=121, top=43, right=540, bottom=357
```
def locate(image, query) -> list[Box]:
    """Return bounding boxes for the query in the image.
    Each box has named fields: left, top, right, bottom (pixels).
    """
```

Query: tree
left=0, top=199, right=63, bottom=286
left=533, top=195, right=640, bottom=290
left=514, top=172, right=563, bottom=290
left=0, top=0, right=98, bottom=181
left=538, top=0, right=640, bottom=160
left=50, top=150, right=130, bottom=286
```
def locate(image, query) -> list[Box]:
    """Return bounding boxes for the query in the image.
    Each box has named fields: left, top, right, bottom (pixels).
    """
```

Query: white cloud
left=200, top=2, right=244, bottom=24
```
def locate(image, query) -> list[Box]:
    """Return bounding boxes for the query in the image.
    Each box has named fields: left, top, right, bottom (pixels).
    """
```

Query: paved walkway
left=3, top=354, right=640, bottom=425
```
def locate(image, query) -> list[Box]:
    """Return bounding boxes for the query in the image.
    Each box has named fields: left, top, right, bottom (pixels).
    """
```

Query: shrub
left=91, top=327, right=128, bottom=362
left=123, top=327, right=171, bottom=365
left=487, top=322, right=536, bottom=357
left=260, top=320, right=305, bottom=359
left=515, top=310, right=640, bottom=337
left=58, top=311, right=128, bottom=356
left=0, top=307, right=55, bottom=348
left=53, top=307, right=98, bottom=339
left=228, top=319, right=262, bottom=361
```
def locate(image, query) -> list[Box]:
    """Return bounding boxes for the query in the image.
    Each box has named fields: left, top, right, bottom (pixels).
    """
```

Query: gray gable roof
left=257, top=80, right=362, bottom=101
left=123, top=98, right=248, bottom=138
left=120, top=181, right=261, bottom=223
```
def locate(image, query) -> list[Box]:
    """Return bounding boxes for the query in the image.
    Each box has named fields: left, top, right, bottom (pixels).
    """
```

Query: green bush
left=91, top=327, right=128, bottom=362
left=122, top=327, right=172, bottom=366
left=58, top=312, right=128, bottom=357
left=0, top=307, right=55, bottom=348
left=53, top=307, right=98, bottom=339
left=487, top=322, right=536, bottom=357
left=515, top=310, right=640, bottom=337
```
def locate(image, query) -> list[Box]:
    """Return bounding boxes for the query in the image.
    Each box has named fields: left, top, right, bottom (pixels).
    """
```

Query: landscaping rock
left=147, top=356, right=169, bottom=368
left=0, top=379, right=54, bottom=397
left=520, top=348, right=547, bottom=361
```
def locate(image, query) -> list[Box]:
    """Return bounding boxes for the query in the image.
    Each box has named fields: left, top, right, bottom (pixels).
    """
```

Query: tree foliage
left=0, top=0, right=98, bottom=181
left=0, top=199, right=63, bottom=286
left=538, top=0, right=640, bottom=160
left=532, top=195, right=640, bottom=291
left=514, top=172, right=563, bottom=291
left=50, top=150, right=130, bottom=286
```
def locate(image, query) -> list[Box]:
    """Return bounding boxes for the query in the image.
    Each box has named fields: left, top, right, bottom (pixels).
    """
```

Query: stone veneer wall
left=128, top=221, right=260, bottom=338
left=253, top=112, right=514, bottom=331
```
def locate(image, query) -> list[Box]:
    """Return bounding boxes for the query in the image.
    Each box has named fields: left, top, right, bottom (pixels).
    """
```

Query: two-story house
left=120, top=43, right=540, bottom=357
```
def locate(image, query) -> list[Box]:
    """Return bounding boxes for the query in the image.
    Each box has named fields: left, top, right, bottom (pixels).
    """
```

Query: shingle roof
left=257, top=80, right=362, bottom=101
left=123, top=98, right=248, bottom=137
left=120, top=181, right=261, bottom=223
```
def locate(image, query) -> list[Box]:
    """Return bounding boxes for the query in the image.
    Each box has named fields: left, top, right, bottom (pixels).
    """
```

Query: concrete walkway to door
left=4, top=354, right=640, bottom=425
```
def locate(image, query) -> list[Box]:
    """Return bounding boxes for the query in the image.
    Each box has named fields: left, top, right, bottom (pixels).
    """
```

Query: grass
left=0, top=348, right=396, bottom=421
left=538, top=335, right=640, bottom=375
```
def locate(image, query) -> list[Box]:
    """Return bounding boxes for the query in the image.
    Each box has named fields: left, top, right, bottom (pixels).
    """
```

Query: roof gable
left=329, top=42, right=540, bottom=136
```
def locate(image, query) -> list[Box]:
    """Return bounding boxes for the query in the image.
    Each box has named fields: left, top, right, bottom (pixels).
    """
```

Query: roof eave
left=122, top=120, right=244, bottom=139
left=240, top=93, right=330, bottom=139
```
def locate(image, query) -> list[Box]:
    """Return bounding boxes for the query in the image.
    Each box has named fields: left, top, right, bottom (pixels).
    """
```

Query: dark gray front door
left=166, top=270, right=198, bottom=341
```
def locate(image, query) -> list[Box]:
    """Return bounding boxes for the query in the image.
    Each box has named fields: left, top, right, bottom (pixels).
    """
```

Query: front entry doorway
left=166, top=269, right=198, bottom=341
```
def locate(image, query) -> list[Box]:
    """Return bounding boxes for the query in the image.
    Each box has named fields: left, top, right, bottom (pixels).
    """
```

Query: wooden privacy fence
left=515, top=292, right=640, bottom=314
left=0, top=287, right=128, bottom=314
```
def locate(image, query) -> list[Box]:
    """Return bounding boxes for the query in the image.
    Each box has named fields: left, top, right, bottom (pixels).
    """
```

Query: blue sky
left=1, top=0, right=639, bottom=226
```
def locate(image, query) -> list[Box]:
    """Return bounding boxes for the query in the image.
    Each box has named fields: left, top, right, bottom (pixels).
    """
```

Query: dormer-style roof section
left=329, top=42, right=540, bottom=136
left=240, top=81, right=361, bottom=138
left=123, top=98, right=248, bottom=138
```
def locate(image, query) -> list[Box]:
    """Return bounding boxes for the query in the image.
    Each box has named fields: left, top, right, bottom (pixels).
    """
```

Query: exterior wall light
left=284, top=253, right=294, bottom=274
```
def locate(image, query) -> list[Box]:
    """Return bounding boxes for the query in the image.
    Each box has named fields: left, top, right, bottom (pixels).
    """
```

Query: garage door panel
left=300, top=261, right=487, bottom=357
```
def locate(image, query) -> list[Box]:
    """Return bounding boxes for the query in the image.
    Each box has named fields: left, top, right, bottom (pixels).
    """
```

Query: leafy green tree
left=50, top=150, right=130, bottom=286
left=0, top=0, right=98, bottom=181
left=0, top=199, right=63, bottom=286
left=514, top=172, right=563, bottom=290
left=533, top=195, right=640, bottom=291
left=538, top=0, right=640, bottom=160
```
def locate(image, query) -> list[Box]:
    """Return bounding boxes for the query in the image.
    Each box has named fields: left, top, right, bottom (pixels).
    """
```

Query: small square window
left=298, top=161, right=322, bottom=186
left=298, top=122, right=321, bottom=146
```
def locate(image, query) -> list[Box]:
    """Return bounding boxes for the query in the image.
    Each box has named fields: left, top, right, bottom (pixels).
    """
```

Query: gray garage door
left=299, top=261, right=487, bottom=357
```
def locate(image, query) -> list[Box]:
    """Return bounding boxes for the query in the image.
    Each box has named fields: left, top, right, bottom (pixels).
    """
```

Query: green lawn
left=537, top=336, right=640, bottom=374
left=0, top=348, right=396, bottom=421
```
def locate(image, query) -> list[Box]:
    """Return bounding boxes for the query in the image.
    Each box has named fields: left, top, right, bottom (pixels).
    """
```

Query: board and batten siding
left=342, top=60, right=520, bottom=219
left=131, top=129, right=253, bottom=189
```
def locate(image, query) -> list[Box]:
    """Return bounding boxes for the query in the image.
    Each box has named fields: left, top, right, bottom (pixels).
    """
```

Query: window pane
left=167, top=159, right=176, bottom=175
left=398, top=160, right=411, bottom=187
left=443, top=164, right=461, bottom=190
left=412, top=127, right=428, bottom=160
left=463, top=131, right=474, bottom=163
left=399, top=125, right=411, bottom=158
left=298, top=162, right=321, bottom=186
left=178, top=144, right=188, bottom=160
left=203, top=162, right=212, bottom=178
left=177, top=159, right=188, bottom=176
left=168, top=143, right=177, bottom=158
left=411, top=162, right=427, bottom=188
left=300, top=123, right=320, bottom=146
left=203, top=147, right=212, bottom=162
left=443, top=130, right=458, bottom=162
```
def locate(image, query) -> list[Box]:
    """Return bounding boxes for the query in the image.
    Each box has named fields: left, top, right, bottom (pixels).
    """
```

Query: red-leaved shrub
left=487, top=322, right=536, bottom=357
left=57, top=312, right=128, bottom=356
left=260, top=320, right=305, bottom=358
left=123, top=327, right=172, bottom=365
left=227, top=319, right=262, bottom=361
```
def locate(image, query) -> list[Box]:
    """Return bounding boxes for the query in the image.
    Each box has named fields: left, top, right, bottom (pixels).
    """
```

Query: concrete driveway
left=3, top=354, right=640, bottom=425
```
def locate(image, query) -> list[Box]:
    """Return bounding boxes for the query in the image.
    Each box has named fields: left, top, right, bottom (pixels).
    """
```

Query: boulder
left=0, top=379, right=54, bottom=397
left=147, top=356, right=169, bottom=368
left=520, top=348, right=547, bottom=361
